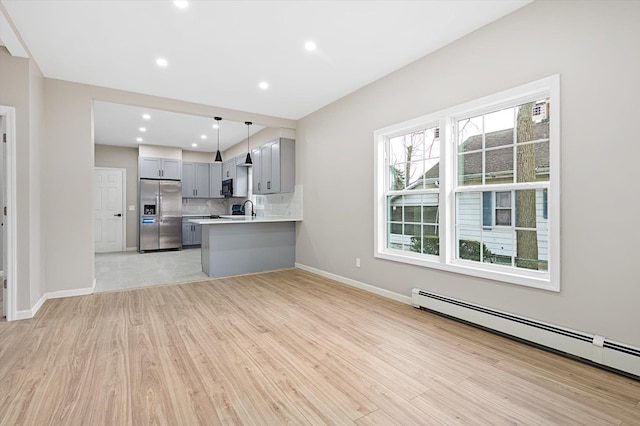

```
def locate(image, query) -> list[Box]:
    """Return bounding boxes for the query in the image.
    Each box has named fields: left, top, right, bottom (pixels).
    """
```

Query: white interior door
left=1, top=115, right=5, bottom=318
left=94, top=167, right=125, bottom=253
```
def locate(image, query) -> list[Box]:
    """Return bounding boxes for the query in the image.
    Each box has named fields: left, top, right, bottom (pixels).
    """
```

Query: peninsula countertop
left=189, top=215, right=302, bottom=225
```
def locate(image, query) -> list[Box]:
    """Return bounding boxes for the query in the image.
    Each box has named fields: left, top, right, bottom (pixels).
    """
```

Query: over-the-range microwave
left=221, top=179, right=233, bottom=197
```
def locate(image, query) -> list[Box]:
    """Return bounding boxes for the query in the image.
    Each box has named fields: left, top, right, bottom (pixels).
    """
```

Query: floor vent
left=412, top=289, right=640, bottom=378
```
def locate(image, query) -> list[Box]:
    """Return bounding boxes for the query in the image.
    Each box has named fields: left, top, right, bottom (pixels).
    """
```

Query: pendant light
left=243, top=121, right=253, bottom=166
left=214, top=116, right=223, bottom=163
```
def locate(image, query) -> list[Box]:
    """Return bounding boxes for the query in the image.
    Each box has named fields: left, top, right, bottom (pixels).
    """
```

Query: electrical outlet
left=128, top=205, right=135, bottom=211
left=356, top=258, right=361, bottom=268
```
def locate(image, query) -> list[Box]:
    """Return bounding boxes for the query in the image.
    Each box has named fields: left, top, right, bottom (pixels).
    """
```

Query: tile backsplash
left=254, top=185, right=303, bottom=218
left=182, top=197, right=245, bottom=216
left=182, top=185, right=303, bottom=219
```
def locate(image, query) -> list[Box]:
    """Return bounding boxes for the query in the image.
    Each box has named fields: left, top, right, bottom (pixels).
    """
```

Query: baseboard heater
left=412, top=289, right=640, bottom=379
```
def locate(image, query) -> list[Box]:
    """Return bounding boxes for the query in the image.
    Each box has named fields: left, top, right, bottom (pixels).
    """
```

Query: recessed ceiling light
left=156, top=58, right=168, bottom=68
left=191, top=143, right=197, bottom=147
left=212, top=124, right=219, bottom=129
left=304, top=41, right=317, bottom=51
left=142, top=114, right=151, bottom=120
left=173, top=0, right=189, bottom=8
left=136, top=137, right=143, bottom=142
left=200, top=135, right=207, bottom=140
left=259, top=81, right=269, bottom=90
left=139, top=127, right=146, bottom=132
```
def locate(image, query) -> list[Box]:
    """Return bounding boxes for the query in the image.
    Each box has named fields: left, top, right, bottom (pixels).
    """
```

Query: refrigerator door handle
left=156, top=194, right=161, bottom=221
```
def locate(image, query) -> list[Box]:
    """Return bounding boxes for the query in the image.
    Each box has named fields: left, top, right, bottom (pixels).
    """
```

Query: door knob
left=114, top=213, right=122, bottom=217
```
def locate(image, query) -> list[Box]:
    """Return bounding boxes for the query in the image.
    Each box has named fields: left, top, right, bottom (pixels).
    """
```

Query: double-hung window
left=374, top=76, right=560, bottom=291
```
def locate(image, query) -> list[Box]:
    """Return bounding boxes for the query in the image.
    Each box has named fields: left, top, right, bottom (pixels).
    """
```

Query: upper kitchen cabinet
left=222, top=158, right=236, bottom=181
left=221, top=156, right=248, bottom=197
left=182, top=162, right=210, bottom=198
left=234, top=155, right=249, bottom=197
left=253, top=138, right=295, bottom=194
left=139, top=157, right=181, bottom=180
left=209, top=162, right=223, bottom=198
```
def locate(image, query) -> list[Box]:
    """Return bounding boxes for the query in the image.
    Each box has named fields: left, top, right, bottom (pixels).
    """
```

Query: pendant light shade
left=244, top=121, right=253, bottom=166
left=214, top=116, right=223, bottom=163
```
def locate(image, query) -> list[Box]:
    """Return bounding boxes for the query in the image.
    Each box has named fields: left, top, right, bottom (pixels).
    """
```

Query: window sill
left=375, top=249, right=558, bottom=292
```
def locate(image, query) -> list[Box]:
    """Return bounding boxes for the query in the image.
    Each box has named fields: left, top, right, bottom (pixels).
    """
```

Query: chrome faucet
left=242, top=199, right=255, bottom=217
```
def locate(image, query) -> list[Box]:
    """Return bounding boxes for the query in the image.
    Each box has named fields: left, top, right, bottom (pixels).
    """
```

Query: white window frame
left=374, top=75, right=560, bottom=291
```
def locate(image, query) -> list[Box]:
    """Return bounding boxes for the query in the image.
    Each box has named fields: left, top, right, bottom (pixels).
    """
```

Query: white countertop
left=190, top=215, right=302, bottom=225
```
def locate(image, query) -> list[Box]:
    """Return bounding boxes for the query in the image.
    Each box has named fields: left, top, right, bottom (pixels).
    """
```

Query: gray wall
left=296, top=1, right=640, bottom=346
left=0, top=46, right=45, bottom=311
left=94, top=145, right=139, bottom=249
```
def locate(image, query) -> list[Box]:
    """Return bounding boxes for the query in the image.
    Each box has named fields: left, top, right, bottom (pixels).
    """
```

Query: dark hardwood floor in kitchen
left=0, top=269, right=638, bottom=425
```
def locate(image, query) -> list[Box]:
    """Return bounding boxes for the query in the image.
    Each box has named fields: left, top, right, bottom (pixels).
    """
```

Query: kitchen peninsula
left=189, top=216, right=301, bottom=277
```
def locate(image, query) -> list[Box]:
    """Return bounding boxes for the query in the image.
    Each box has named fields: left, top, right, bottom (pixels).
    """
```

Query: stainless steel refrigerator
left=139, top=179, right=182, bottom=252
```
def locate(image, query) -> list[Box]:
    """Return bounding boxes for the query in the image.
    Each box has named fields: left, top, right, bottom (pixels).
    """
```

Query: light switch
left=128, top=205, right=135, bottom=211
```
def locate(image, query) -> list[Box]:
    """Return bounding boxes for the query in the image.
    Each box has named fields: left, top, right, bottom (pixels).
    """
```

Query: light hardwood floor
left=0, top=269, right=638, bottom=425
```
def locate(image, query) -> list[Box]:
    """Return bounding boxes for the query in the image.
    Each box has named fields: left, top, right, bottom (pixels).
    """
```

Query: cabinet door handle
left=267, top=181, right=271, bottom=190
left=258, top=183, right=261, bottom=191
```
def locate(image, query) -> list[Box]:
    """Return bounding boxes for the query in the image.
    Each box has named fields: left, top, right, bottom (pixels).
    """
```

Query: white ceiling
left=0, top=0, right=531, bottom=121
left=93, top=101, right=265, bottom=152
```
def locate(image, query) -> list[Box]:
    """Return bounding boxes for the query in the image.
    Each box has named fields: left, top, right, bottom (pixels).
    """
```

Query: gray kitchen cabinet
left=139, top=157, right=181, bottom=180
left=234, top=155, right=249, bottom=197
left=182, top=162, right=210, bottom=198
left=182, top=217, right=204, bottom=246
left=251, top=147, right=262, bottom=194
left=221, top=156, right=248, bottom=197
left=253, top=138, right=294, bottom=194
left=222, top=158, right=236, bottom=181
left=209, top=162, right=223, bottom=198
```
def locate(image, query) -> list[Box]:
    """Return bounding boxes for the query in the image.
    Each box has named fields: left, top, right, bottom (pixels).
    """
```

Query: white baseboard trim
left=126, top=247, right=137, bottom=252
left=295, top=263, right=412, bottom=305
left=15, top=292, right=47, bottom=320
left=14, top=286, right=94, bottom=320
left=47, top=287, right=94, bottom=300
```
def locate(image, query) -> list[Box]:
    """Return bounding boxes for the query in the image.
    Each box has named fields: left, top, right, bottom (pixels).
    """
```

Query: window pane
left=485, top=107, right=515, bottom=148
left=389, top=165, right=405, bottom=190
left=517, top=141, right=549, bottom=183
left=514, top=189, right=537, bottom=229
left=404, top=205, right=421, bottom=223
left=456, top=192, right=481, bottom=226
left=389, top=196, right=403, bottom=222
left=423, top=206, right=439, bottom=225
left=458, top=116, right=483, bottom=153
left=496, top=191, right=511, bottom=208
left=389, top=135, right=406, bottom=165
left=406, top=161, right=425, bottom=190
left=406, top=132, right=425, bottom=162
left=455, top=227, right=486, bottom=262
left=458, top=151, right=482, bottom=186
left=515, top=230, right=548, bottom=271
left=495, top=209, right=512, bottom=226
left=482, top=227, right=513, bottom=266
left=485, top=146, right=514, bottom=183
left=388, top=127, right=441, bottom=192
left=455, top=190, right=550, bottom=270
left=423, top=158, right=440, bottom=189
left=404, top=224, right=420, bottom=236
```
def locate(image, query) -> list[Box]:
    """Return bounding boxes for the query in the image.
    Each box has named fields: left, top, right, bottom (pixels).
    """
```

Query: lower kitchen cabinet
left=182, top=217, right=204, bottom=246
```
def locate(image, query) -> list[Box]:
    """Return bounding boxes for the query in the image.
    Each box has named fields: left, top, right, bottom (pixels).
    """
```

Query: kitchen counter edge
left=189, top=216, right=302, bottom=225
